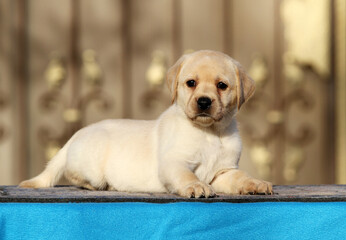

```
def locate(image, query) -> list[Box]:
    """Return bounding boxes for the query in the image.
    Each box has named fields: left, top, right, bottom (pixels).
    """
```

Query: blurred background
left=0, top=0, right=345, bottom=185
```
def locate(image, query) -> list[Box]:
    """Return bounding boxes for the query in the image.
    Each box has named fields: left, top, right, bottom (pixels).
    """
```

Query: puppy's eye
left=217, top=82, right=228, bottom=90
left=186, top=80, right=196, bottom=87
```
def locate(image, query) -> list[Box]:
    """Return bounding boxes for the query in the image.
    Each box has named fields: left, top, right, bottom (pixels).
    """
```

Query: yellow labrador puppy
left=20, top=50, right=272, bottom=198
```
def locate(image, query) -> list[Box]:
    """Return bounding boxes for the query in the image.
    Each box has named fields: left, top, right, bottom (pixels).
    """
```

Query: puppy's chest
left=191, top=134, right=224, bottom=166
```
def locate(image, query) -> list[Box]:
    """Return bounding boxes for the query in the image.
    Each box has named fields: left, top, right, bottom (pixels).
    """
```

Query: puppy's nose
left=197, top=97, right=212, bottom=110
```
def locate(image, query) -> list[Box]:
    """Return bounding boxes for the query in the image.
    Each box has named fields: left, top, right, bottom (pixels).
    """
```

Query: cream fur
left=19, top=50, right=272, bottom=198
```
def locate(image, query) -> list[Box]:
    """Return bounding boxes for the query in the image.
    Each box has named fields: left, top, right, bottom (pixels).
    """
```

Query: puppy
left=20, top=50, right=272, bottom=198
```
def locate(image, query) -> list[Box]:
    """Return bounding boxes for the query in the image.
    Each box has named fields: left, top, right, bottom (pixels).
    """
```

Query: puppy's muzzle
left=197, top=97, right=212, bottom=111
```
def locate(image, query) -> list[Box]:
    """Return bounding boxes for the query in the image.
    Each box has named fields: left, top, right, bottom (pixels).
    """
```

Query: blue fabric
left=0, top=202, right=346, bottom=240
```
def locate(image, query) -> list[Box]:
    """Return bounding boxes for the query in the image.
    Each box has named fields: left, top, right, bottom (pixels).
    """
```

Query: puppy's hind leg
left=64, top=171, right=97, bottom=190
left=64, top=170, right=108, bottom=191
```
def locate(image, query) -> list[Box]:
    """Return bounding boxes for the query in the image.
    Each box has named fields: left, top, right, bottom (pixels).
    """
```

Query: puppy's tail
left=19, top=139, right=71, bottom=188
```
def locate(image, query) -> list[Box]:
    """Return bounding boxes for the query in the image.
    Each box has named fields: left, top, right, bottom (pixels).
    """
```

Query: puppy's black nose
left=197, top=97, right=212, bottom=110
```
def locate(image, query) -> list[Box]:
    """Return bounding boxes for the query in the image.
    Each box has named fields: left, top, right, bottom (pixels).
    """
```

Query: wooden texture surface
left=1, top=185, right=346, bottom=203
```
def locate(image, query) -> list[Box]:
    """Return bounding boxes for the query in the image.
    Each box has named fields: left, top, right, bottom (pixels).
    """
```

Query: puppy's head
left=167, top=50, right=255, bottom=127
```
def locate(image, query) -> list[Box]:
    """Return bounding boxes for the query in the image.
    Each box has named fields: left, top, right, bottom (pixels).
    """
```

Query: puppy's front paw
left=178, top=181, right=216, bottom=198
left=240, top=178, right=273, bottom=195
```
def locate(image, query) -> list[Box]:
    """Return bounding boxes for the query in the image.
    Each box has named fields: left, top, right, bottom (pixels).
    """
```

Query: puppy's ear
left=166, top=55, right=186, bottom=103
left=232, top=60, right=255, bottom=110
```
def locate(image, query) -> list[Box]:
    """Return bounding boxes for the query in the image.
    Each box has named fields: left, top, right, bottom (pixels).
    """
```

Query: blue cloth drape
left=1, top=202, right=346, bottom=240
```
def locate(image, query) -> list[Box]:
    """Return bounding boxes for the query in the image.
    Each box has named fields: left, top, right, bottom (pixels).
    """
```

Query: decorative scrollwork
left=248, top=53, right=269, bottom=89
left=38, top=50, right=113, bottom=161
left=283, top=146, right=305, bottom=182
left=141, top=89, right=171, bottom=111
left=282, top=89, right=315, bottom=182
left=242, top=52, right=316, bottom=182
left=37, top=125, right=71, bottom=160
left=244, top=88, right=315, bottom=181
left=250, top=143, right=273, bottom=180
left=39, top=89, right=66, bottom=113
left=146, top=50, right=166, bottom=88
left=44, top=52, right=67, bottom=89
left=82, top=49, right=103, bottom=86
left=285, top=89, right=315, bottom=145
left=141, top=50, right=170, bottom=112
left=78, top=87, right=113, bottom=125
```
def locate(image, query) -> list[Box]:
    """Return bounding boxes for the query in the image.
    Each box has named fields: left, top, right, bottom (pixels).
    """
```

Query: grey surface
left=1, top=185, right=346, bottom=203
